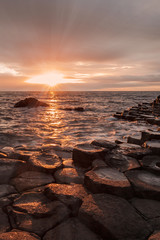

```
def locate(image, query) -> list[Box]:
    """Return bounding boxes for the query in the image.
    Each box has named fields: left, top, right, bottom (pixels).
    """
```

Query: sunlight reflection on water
left=0, top=91, right=159, bottom=148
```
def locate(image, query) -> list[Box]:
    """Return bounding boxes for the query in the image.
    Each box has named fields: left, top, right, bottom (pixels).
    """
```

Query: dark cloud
left=0, top=0, right=160, bottom=90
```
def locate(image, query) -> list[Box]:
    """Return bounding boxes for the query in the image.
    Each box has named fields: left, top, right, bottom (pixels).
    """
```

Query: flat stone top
left=145, top=140, right=160, bottom=148
left=138, top=172, right=160, bottom=187
left=45, top=183, right=88, bottom=200
left=126, top=170, right=160, bottom=191
left=93, top=168, right=128, bottom=182
left=74, top=143, right=104, bottom=152
left=119, top=143, right=141, bottom=149
left=30, top=153, right=61, bottom=170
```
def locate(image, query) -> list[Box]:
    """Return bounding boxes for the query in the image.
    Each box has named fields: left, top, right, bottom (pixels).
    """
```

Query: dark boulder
left=74, top=107, right=84, bottom=112
left=14, top=98, right=49, bottom=108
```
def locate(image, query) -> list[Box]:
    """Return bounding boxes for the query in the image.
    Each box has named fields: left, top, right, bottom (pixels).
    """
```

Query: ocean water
left=0, top=91, right=159, bottom=149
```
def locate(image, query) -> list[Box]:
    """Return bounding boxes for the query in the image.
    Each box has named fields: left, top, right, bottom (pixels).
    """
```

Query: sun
left=25, top=71, right=67, bottom=87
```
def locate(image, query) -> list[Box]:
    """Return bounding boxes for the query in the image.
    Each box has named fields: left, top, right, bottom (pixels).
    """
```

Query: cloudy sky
left=0, top=0, right=160, bottom=91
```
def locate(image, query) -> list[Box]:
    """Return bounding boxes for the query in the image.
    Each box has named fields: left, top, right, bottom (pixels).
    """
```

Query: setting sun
left=25, top=71, right=71, bottom=87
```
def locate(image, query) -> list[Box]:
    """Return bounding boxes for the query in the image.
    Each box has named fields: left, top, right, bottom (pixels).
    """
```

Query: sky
left=0, top=0, right=160, bottom=91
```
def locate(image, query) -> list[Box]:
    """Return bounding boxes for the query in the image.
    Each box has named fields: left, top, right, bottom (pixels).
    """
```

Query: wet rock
left=0, top=158, right=26, bottom=184
left=72, top=143, right=107, bottom=168
left=141, top=131, right=160, bottom=143
left=45, top=183, right=88, bottom=201
left=14, top=98, right=49, bottom=108
left=79, top=193, right=152, bottom=240
left=43, top=218, right=101, bottom=240
left=1, top=147, right=14, bottom=154
left=105, top=153, right=140, bottom=172
left=74, top=107, right=84, bottom=112
left=0, top=152, right=7, bottom=158
left=8, top=201, right=70, bottom=236
left=92, top=159, right=107, bottom=169
left=118, top=142, right=142, bottom=149
left=42, top=145, right=72, bottom=159
left=0, top=197, right=12, bottom=208
left=29, top=153, right=62, bottom=173
left=45, top=183, right=87, bottom=216
left=12, top=191, right=62, bottom=217
left=84, top=167, right=132, bottom=198
left=148, top=231, right=160, bottom=240
left=8, top=152, right=31, bottom=161
left=0, top=230, right=40, bottom=240
left=91, top=139, right=117, bottom=149
left=63, top=159, right=74, bottom=168
left=54, top=168, right=84, bottom=184
left=115, top=147, right=152, bottom=160
left=11, top=171, right=55, bottom=192
left=127, top=136, right=142, bottom=145
left=0, top=209, right=10, bottom=233
left=125, top=170, right=160, bottom=200
left=0, top=184, right=17, bottom=198
left=144, top=140, right=160, bottom=154
left=131, top=198, right=160, bottom=230
left=140, top=155, right=160, bottom=173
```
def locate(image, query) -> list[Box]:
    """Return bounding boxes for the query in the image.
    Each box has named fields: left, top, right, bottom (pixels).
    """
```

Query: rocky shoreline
left=0, top=98, right=160, bottom=239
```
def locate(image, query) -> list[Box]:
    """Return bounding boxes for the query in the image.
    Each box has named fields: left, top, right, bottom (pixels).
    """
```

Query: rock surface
left=0, top=230, right=40, bottom=240
left=8, top=201, right=70, bottom=236
left=105, top=153, right=140, bottom=172
left=11, top=171, right=55, bottom=192
left=125, top=170, right=160, bottom=200
left=0, top=158, right=26, bottom=184
left=29, top=153, right=62, bottom=172
left=79, top=193, right=152, bottom=240
left=84, top=167, right=132, bottom=198
left=54, top=168, right=84, bottom=184
left=0, top=184, right=17, bottom=198
left=131, top=198, right=160, bottom=230
left=14, top=98, right=49, bottom=108
left=43, top=218, right=101, bottom=240
left=0, top=209, right=10, bottom=233
left=148, top=231, right=160, bottom=240
left=73, top=143, right=107, bottom=168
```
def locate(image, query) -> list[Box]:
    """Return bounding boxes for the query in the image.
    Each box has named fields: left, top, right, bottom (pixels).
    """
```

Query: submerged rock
left=14, top=98, right=49, bottom=108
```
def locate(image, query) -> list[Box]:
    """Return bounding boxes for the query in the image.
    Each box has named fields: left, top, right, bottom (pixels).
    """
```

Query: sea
left=0, top=91, right=159, bottom=149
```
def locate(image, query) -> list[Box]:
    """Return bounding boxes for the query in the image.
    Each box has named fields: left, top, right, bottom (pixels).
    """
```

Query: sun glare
left=26, top=71, right=69, bottom=87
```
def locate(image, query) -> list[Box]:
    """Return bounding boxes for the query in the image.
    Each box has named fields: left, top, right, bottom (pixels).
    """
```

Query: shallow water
left=0, top=91, right=159, bottom=149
